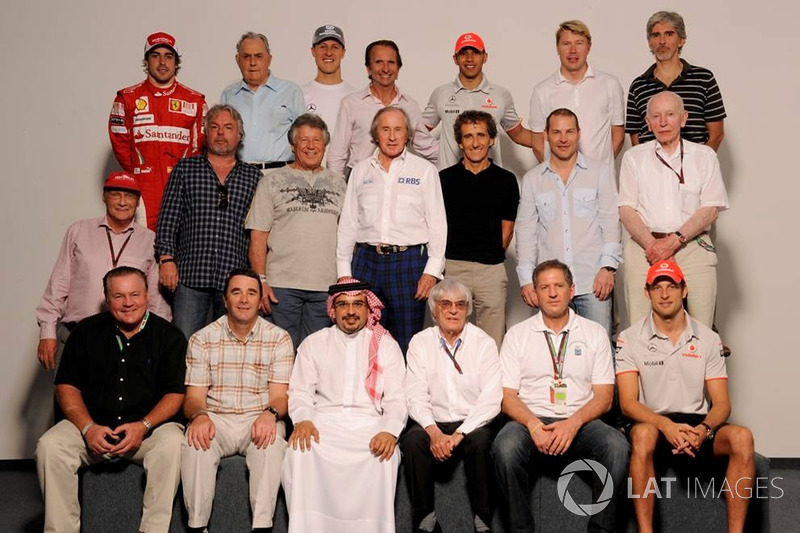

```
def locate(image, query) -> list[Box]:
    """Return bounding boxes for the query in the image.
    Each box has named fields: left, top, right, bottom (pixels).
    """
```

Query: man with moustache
left=516, top=108, right=621, bottom=338
left=618, top=92, right=728, bottom=328
left=282, top=279, right=407, bottom=532
left=492, top=260, right=629, bottom=533
left=302, top=25, right=355, bottom=136
left=109, top=32, right=207, bottom=230
left=36, top=266, right=187, bottom=533
left=626, top=11, right=726, bottom=151
left=439, top=111, right=519, bottom=347
left=327, top=39, right=438, bottom=174
left=156, top=105, right=262, bottom=338
left=35, top=172, right=170, bottom=371
left=181, top=269, right=294, bottom=532
left=424, top=32, right=532, bottom=170
left=529, top=20, right=625, bottom=166
left=336, top=107, right=447, bottom=354
left=246, top=114, right=347, bottom=349
left=221, top=32, right=305, bottom=171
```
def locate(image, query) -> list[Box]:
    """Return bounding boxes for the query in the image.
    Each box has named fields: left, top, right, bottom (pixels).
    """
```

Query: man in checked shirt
left=181, top=269, right=294, bottom=532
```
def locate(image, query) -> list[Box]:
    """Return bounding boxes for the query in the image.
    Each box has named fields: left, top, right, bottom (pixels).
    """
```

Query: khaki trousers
left=181, top=411, right=287, bottom=528
left=623, top=234, right=718, bottom=328
left=35, top=419, right=183, bottom=533
left=444, top=259, right=508, bottom=348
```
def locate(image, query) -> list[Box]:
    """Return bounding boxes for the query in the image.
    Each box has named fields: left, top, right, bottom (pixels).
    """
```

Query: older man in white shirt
left=282, top=279, right=407, bottom=533
left=401, top=278, right=501, bottom=533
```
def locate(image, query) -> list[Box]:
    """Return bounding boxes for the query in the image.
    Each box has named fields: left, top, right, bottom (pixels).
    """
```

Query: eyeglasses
left=217, top=183, right=230, bottom=211
left=436, top=299, right=468, bottom=310
left=333, top=300, right=368, bottom=310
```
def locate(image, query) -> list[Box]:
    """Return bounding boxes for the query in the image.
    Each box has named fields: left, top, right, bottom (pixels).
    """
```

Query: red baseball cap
left=104, top=171, right=141, bottom=194
left=454, top=33, right=485, bottom=54
left=646, top=261, right=684, bottom=285
left=144, top=32, right=178, bottom=55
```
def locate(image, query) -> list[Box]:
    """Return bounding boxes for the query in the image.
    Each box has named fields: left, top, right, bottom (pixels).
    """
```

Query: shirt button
left=118, top=396, right=123, bottom=401
left=120, top=378, right=124, bottom=382
left=121, top=359, right=126, bottom=363
left=118, top=416, right=122, bottom=421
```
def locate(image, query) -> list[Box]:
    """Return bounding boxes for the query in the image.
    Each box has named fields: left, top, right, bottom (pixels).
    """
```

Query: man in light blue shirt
left=221, top=32, right=305, bottom=168
left=515, top=108, right=621, bottom=337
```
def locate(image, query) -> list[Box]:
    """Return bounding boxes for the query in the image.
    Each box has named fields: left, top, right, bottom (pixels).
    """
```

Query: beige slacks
left=444, top=259, right=508, bottom=348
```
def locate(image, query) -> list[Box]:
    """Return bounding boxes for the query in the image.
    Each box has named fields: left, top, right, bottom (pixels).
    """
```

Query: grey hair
left=646, top=11, right=687, bottom=40
left=205, top=104, right=245, bottom=151
left=288, top=113, right=331, bottom=146
left=236, top=32, right=270, bottom=54
left=427, top=278, right=474, bottom=320
left=645, top=91, right=685, bottom=117
left=369, top=107, right=413, bottom=146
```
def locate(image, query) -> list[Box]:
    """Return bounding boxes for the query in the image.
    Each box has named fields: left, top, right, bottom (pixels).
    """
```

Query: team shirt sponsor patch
left=110, top=126, right=128, bottom=134
left=110, top=102, right=125, bottom=117
left=169, top=99, right=197, bottom=116
left=133, top=125, right=191, bottom=143
left=481, top=97, right=497, bottom=110
left=134, top=97, right=149, bottom=113
left=133, top=114, right=155, bottom=125
left=398, top=176, right=420, bottom=185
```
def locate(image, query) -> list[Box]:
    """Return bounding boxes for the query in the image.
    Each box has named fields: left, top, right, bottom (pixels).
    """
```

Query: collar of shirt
left=115, top=310, right=150, bottom=343
left=144, top=78, right=178, bottom=97
left=556, top=64, right=596, bottom=85
left=530, top=308, right=577, bottom=335
left=645, top=310, right=699, bottom=344
left=99, top=216, right=136, bottom=234
left=452, top=74, right=490, bottom=94
left=233, top=71, right=278, bottom=95
left=223, top=316, right=260, bottom=344
left=368, top=146, right=409, bottom=170
left=361, top=83, right=407, bottom=106
left=654, top=140, right=682, bottom=163
left=438, top=325, right=467, bottom=351
left=643, top=58, right=693, bottom=84
left=543, top=151, right=589, bottom=183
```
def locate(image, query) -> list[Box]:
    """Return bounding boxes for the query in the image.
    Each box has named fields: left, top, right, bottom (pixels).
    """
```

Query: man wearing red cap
left=616, top=261, right=755, bottom=533
left=282, top=278, right=407, bottom=532
left=424, top=32, right=532, bottom=170
left=109, top=32, right=207, bottom=231
left=35, top=171, right=170, bottom=371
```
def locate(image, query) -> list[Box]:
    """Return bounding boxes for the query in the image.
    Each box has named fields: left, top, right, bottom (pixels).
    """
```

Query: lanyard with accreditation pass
left=544, top=331, right=569, bottom=415
left=654, top=138, right=685, bottom=184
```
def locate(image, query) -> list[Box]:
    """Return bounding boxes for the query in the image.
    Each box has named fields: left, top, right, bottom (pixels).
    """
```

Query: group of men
left=32, top=9, right=756, bottom=533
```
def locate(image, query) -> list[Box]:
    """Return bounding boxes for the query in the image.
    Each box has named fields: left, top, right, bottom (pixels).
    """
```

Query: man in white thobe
left=281, top=278, right=407, bottom=533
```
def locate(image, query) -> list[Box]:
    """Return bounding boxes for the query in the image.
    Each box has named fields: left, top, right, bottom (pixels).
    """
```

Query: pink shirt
left=36, top=216, right=170, bottom=339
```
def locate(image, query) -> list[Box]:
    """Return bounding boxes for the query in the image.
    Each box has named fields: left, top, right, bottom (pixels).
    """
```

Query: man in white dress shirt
left=282, top=278, right=407, bottom=533
left=401, top=278, right=501, bottom=533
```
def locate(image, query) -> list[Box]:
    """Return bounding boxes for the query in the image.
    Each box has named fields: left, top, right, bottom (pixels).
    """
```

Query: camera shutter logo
left=557, top=459, right=614, bottom=516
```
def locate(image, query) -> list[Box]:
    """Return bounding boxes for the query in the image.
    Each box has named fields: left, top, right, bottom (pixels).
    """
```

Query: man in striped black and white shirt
left=626, top=11, right=726, bottom=152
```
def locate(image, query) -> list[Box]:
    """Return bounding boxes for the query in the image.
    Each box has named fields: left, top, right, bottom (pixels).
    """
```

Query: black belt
left=358, top=243, right=425, bottom=255
left=249, top=161, right=292, bottom=170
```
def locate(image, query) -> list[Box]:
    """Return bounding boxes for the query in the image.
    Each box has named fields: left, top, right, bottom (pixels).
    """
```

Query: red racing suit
left=109, top=79, right=207, bottom=230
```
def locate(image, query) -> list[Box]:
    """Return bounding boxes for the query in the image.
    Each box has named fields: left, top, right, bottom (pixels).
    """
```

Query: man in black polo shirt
left=626, top=11, right=726, bottom=151
left=36, top=266, right=187, bottom=533
left=440, top=111, right=519, bottom=347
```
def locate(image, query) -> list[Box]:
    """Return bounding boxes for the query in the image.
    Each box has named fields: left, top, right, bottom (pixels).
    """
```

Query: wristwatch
left=265, top=406, right=279, bottom=420
left=674, top=230, right=688, bottom=245
left=700, top=421, right=715, bottom=440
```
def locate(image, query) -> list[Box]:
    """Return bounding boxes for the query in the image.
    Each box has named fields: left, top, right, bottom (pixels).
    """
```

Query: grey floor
left=2, top=464, right=798, bottom=532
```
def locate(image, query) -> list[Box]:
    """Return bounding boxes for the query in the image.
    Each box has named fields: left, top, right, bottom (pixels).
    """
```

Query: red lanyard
left=440, top=337, right=463, bottom=374
left=543, top=331, right=569, bottom=381
left=105, top=227, right=134, bottom=268
left=654, top=139, right=684, bottom=184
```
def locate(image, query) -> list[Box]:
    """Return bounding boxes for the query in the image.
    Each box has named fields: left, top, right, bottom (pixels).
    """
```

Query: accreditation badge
left=550, top=380, right=567, bottom=415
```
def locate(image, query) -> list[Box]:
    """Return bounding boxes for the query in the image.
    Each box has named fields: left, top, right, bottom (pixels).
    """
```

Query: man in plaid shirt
left=180, top=269, right=294, bottom=532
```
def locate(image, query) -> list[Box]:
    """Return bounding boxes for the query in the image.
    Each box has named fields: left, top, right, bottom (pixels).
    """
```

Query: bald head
left=645, top=91, right=688, bottom=149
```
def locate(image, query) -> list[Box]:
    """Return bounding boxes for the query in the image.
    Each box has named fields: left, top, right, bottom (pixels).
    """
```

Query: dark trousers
left=399, top=420, right=495, bottom=528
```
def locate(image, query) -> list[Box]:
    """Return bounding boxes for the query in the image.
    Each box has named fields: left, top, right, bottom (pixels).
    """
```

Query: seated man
left=282, top=278, right=407, bottom=532
left=181, top=269, right=294, bottom=532
left=401, top=278, right=502, bottom=533
left=616, top=261, right=755, bottom=533
left=492, top=259, right=629, bottom=533
left=36, top=266, right=187, bottom=533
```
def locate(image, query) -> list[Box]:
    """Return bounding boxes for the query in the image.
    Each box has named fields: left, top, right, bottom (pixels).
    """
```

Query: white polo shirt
left=500, top=309, right=614, bottom=418
left=618, top=139, right=729, bottom=233
left=615, top=312, right=727, bottom=415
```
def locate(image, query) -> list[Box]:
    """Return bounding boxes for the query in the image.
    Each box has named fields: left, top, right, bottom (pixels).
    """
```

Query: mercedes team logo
left=557, top=459, right=614, bottom=516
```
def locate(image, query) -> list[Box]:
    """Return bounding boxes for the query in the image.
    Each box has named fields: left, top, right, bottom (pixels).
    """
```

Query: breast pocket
left=573, top=187, right=598, bottom=219
left=397, top=191, right=424, bottom=224
left=534, top=191, right=557, bottom=224
left=358, top=192, right=379, bottom=225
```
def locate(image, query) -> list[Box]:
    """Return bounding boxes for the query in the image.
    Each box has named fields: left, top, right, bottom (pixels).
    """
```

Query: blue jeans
left=492, top=418, right=630, bottom=533
left=173, top=284, right=226, bottom=339
left=268, top=287, right=331, bottom=350
left=571, top=292, right=612, bottom=340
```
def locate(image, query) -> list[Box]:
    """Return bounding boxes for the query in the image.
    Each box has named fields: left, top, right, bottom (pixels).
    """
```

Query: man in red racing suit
left=109, top=31, right=207, bottom=231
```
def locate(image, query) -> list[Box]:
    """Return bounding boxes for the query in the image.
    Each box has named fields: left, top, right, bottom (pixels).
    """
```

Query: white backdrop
left=1, top=0, right=797, bottom=458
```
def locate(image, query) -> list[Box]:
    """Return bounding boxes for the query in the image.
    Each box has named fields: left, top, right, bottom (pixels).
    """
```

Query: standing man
left=492, top=260, right=629, bottom=533
left=109, top=31, right=207, bottom=231
left=618, top=92, right=728, bottom=328
left=626, top=11, right=726, bottom=151
left=401, top=279, right=501, bottom=533
left=36, top=267, right=187, bottom=533
left=246, top=114, right=347, bottom=349
left=221, top=32, right=306, bottom=171
left=336, top=107, right=447, bottom=354
left=181, top=269, right=294, bottom=532
left=282, top=279, right=407, bottom=532
left=616, top=261, right=754, bottom=533
left=424, top=32, right=532, bottom=170
left=156, top=104, right=262, bottom=338
left=302, top=25, right=355, bottom=136
left=529, top=20, right=625, bottom=166
left=440, top=111, right=519, bottom=347
left=327, top=39, right=438, bottom=175
left=36, top=172, right=170, bottom=371
left=516, top=108, right=621, bottom=338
